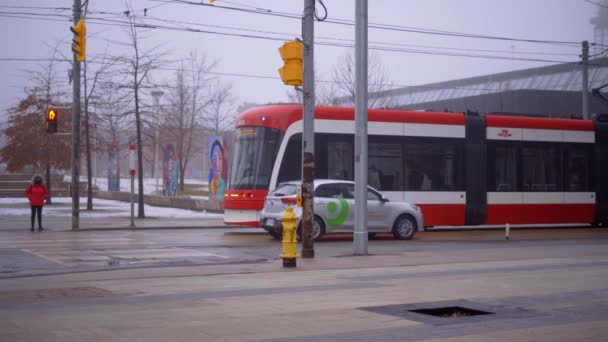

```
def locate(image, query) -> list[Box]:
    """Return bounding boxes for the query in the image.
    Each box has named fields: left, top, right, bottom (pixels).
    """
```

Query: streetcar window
left=488, top=142, right=518, bottom=192
left=277, top=134, right=302, bottom=184
left=522, top=143, right=562, bottom=192
left=403, top=139, right=462, bottom=191
left=229, top=127, right=282, bottom=190
left=369, top=141, right=402, bottom=191
left=327, top=141, right=353, bottom=181
left=564, top=144, right=593, bottom=192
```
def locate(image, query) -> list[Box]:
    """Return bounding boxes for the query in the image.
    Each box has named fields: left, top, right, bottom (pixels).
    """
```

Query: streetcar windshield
left=229, top=127, right=283, bottom=190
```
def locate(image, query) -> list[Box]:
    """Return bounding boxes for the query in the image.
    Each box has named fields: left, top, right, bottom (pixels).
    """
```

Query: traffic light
left=278, top=41, right=303, bottom=86
left=70, top=19, right=86, bottom=62
left=46, top=108, right=58, bottom=134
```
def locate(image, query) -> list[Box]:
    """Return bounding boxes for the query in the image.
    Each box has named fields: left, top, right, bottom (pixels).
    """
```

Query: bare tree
left=206, top=82, right=236, bottom=136
left=27, top=46, right=70, bottom=204
left=1, top=95, right=72, bottom=176
left=165, top=53, right=214, bottom=192
left=116, top=10, right=165, bottom=218
left=93, top=83, right=133, bottom=145
left=83, top=54, right=118, bottom=210
left=285, top=63, right=335, bottom=106
left=332, top=51, right=393, bottom=108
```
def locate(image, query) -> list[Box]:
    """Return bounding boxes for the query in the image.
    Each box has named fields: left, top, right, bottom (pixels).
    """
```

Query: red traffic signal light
left=46, top=108, right=58, bottom=133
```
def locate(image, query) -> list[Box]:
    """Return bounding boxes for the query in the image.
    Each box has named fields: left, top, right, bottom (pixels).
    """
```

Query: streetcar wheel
left=392, top=215, right=416, bottom=240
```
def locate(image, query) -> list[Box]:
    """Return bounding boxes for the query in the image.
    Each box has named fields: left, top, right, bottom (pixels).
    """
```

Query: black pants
left=30, top=206, right=42, bottom=228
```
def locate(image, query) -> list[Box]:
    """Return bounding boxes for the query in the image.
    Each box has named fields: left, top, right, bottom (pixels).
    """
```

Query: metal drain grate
left=360, top=299, right=535, bottom=325
left=410, top=306, right=493, bottom=318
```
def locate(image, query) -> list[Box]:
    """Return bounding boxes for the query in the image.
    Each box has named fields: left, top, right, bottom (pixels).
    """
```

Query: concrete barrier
left=93, top=191, right=223, bottom=213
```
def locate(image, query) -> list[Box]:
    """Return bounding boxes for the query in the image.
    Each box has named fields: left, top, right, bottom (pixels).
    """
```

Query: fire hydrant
left=280, top=206, right=299, bottom=267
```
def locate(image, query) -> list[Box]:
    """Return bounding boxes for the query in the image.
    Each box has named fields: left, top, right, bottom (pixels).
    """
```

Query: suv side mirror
left=381, top=196, right=389, bottom=203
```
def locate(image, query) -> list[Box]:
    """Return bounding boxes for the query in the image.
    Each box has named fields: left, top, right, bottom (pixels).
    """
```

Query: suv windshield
left=229, top=126, right=283, bottom=190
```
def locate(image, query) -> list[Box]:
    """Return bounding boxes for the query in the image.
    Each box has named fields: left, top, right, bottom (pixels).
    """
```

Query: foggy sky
left=0, top=0, right=601, bottom=120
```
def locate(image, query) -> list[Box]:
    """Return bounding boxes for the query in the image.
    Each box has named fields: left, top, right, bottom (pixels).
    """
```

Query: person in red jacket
left=24, top=175, right=49, bottom=232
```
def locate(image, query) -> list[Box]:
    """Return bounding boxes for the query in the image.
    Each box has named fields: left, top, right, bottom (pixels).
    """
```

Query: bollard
left=280, top=206, right=299, bottom=267
left=505, top=222, right=510, bottom=240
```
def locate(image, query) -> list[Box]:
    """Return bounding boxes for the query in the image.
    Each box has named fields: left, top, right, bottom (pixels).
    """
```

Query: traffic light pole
left=71, top=0, right=82, bottom=230
left=582, top=40, right=589, bottom=120
left=301, top=0, right=315, bottom=259
left=353, top=0, right=369, bottom=255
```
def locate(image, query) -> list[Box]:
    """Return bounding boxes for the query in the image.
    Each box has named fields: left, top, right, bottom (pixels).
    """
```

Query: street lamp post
left=151, top=91, right=164, bottom=194
left=89, top=96, right=100, bottom=189
left=93, top=123, right=97, bottom=188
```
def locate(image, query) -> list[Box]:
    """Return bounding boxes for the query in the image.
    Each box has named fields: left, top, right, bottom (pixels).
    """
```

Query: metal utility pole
left=129, top=144, right=136, bottom=227
left=301, top=0, right=316, bottom=259
left=93, top=124, right=97, bottom=188
left=151, top=90, right=164, bottom=193
left=71, top=0, right=82, bottom=230
left=353, top=0, right=369, bottom=255
left=84, top=61, right=93, bottom=211
left=582, top=41, right=590, bottom=120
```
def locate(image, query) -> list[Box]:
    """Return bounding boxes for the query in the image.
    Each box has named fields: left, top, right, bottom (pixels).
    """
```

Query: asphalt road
left=2, top=223, right=608, bottom=341
left=1, top=225, right=607, bottom=278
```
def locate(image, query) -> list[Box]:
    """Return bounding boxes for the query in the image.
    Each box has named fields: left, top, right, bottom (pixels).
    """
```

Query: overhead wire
left=85, top=12, right=580, bottom=63
left=0, top=1, right=597, bottom=49
left=137, top=14, right=578, bottom=57
left=0, top=11, right=579, bottom=64
left=584, top=0, right=608, bottom=9
left=157, top=0, right=584, bottom=47
left=0, top=6, right=588, bottom=59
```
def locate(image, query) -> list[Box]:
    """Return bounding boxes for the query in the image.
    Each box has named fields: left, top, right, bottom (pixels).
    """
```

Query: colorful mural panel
left=107, top=141, right=120, bottom=191
left=208, top=136, right=226, bottom=202
left=163, top=144, right=178, bottom=197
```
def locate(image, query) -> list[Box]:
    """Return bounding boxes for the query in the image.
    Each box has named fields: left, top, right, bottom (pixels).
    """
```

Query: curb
left=63, top=227, right=267, bottom=234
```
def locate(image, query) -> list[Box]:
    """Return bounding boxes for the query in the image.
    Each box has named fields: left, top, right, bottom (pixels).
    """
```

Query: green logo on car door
left=326, top=197, right=349, bottom=226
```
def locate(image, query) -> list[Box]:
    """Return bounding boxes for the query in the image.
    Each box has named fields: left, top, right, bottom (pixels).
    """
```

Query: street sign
left=129, top=144, right=136, bottom=176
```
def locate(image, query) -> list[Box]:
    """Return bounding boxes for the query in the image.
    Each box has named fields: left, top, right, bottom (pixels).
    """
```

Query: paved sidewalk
left=1, top=253, right=607, bottom=341
left=2, top=197, right=607, bottom=340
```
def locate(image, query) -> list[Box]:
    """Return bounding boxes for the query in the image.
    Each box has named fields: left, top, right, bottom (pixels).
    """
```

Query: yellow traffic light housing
left=70, top=19, right=86, bottom=62
left=46, top=108, right=58, bottom=134
left=278, top=41, right=303, bottom=86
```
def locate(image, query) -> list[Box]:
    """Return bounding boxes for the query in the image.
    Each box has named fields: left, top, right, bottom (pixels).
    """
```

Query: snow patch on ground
left=0, top=197, right=223, bottom=219
left=64, top=176, right=209, bottom=195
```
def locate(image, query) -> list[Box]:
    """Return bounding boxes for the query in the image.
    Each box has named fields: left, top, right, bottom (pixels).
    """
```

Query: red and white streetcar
left=223, top=105, right=608, bottom=229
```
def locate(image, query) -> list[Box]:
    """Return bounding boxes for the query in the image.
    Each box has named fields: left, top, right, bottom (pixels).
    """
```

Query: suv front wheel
left=392, top=214, right=416, bottom=240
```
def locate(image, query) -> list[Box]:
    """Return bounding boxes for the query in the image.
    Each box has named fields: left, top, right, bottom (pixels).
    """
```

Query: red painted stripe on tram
left=485, top=204, right=595, bottom=224
left=223, top=189, right=268, bottom=210
left=418, top=204, right=466, bottom=227
left=237, top=105, right=465, bottom=131
left=486, top=114, right=594, bottom=131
